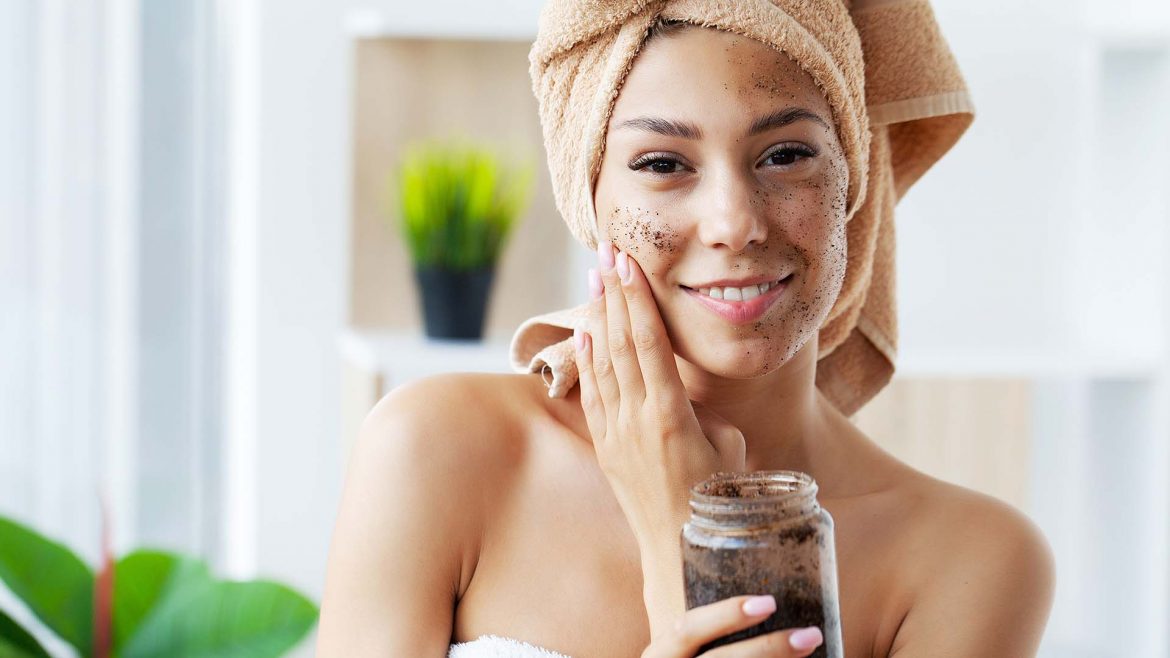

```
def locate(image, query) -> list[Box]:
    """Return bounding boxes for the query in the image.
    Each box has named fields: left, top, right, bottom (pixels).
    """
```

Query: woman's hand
left=643, top=595, right=825, bottom=658
left=573, top=240, right=748, bottom=633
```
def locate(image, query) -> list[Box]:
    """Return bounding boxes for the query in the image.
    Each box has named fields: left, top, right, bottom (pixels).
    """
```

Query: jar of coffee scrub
left=681, top=470, right=843, bottom=657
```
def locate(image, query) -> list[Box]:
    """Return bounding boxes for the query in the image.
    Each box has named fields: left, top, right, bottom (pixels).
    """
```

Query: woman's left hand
left=573, top=240, right=747, bottom=634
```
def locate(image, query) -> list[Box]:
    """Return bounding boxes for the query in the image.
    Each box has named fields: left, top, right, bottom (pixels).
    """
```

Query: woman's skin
left=316, top=25, right=1055, bottom=658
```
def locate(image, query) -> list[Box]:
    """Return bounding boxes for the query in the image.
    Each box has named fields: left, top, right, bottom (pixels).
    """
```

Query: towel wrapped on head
left=510, top=0, right=974, bottom=417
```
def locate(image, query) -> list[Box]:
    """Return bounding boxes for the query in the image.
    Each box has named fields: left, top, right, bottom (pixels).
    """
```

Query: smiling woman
left=316, top=2, right=1056, bottom=658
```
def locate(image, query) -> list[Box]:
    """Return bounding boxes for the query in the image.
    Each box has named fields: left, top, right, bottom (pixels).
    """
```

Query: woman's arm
left=888, top=497, right=1056, bottom=657
left=316, top=377, right=486, bottom=657
left=574, top=244, right=749, bottom=638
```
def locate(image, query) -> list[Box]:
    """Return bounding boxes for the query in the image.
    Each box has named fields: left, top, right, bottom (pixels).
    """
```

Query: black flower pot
left=414, top=265, right=496, bottom=340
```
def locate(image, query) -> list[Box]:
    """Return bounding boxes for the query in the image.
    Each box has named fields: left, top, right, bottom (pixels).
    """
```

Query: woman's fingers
left=587, top=262, right=622, bottom=418
left=701, top=626, right=824, bottom=657
left=583, top=240, right=687, bottom=441
left=573, top=327, right=608, bottom=446
left=644, top=595, right=772, bottom=658
left=597, top=242, right=647, bottom=405
left=614, top=250, right=686, bottom=397
left=643, top=595, right=823, bottom=658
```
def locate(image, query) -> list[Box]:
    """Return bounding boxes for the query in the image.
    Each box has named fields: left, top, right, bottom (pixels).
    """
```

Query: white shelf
left=339, top=328, right=513, bottom=388
left=339, top=327, right=1161, bottom=383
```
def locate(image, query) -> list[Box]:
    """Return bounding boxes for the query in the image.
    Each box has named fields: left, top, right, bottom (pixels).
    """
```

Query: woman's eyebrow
left=615, top=116, right=703, bottom=139
left=747, top=107, right=830, bottom=135
left=614, top=107, right=830, bottom=140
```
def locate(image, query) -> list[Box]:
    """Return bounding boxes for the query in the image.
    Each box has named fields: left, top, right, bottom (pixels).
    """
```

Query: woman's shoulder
left=895, top=470, right=1053, bottom=568
left=360, top=371, right=582, bottom=487
left=833, top=417, right=1052, bottom=567
left=364, top=370, right=558, bottom=456
left=373, top=370, right=547, bottom=418
left=320, top=372, right=562, bottom=652
left=883, top=470, right=1056, bottom=654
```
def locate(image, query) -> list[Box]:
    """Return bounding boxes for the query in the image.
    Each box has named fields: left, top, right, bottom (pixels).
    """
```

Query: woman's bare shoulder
left=892, top=472, right=1052, bottom=561
left=318, top=372, right=556, bottom=654
left=883, top=473, right=1056, bottom=656
left=371, top=371, right=545, bottom=421
left=363, top=371, right=554, bottom=468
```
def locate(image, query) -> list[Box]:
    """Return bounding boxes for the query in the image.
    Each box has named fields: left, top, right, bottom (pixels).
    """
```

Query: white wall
left=243, top=0, right=350, bottom=595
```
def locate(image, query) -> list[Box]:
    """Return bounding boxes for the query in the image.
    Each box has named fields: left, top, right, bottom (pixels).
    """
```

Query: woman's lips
left=681, top=275, right=792, bottom=324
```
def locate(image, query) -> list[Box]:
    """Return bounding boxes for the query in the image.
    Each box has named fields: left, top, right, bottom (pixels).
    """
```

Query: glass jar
left=680, top=470, right=843, bottom=657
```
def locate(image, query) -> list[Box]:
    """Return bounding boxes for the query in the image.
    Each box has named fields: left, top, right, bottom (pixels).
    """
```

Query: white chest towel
left=448, top=635, right=573, bottom=658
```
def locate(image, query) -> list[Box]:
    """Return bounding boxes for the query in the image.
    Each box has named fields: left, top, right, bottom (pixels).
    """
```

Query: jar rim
left=689, top=470, right=819, bottom=511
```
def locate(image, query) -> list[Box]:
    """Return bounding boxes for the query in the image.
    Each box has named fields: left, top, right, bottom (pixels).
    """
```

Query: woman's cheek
left=604, top=204, right=681, bottom=270
left=822, top=163, right=850, bottom=284
left=761, top=184, right=832, bottom=258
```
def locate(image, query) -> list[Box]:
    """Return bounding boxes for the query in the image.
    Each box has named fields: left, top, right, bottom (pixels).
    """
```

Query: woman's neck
left=676, top=335, right=828, bottom=474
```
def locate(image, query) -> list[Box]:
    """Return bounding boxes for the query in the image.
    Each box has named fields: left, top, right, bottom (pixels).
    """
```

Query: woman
left=317, top=3, right=1055, bottom=657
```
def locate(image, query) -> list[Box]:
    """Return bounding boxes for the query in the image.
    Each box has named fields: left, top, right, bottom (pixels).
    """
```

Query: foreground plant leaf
left=0, top=608, right=50, bottom=658
left=0, top=518, right=92, bottom=654
left=113, top=551, right=210, bottom=650
left=117, top=552, right=316, bottom=658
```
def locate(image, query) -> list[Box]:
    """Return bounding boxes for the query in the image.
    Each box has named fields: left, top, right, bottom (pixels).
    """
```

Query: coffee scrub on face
left=681, top=471, right=843, bottom=657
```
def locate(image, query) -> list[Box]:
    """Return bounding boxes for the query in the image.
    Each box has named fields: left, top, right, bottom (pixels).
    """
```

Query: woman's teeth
left=697, top=280, right=781, bottom=301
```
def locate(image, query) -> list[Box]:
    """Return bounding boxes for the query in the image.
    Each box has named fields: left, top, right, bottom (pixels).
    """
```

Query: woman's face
left=593, top=25, right=850, bottom=379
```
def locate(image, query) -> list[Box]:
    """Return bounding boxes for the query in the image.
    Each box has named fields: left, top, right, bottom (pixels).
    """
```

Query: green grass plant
left=393, top=139, right=535, bottom=271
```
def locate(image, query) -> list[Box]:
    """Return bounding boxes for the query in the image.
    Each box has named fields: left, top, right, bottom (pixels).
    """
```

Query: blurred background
left=1, top=0, right=1168, bottom=656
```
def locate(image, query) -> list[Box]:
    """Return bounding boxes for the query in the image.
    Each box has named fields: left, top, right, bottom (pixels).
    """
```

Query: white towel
left=448, top=635, right=574, bottom=658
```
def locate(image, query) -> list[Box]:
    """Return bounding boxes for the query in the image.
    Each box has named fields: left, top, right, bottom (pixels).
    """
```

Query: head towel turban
left=509, top=0, right=975, bottom=417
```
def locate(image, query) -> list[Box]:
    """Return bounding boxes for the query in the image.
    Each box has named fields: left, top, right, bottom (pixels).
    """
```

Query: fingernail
left=615, top=250, right=630, bottom=282
left=587, top=268, right=603, bottom=299
left=741, top=595, right=775, bottom=616
left=597, top=240, right=615, bottom=270
left=789, top=627, right=823, bottom=651
left=573, top=326, right=585, bottom=352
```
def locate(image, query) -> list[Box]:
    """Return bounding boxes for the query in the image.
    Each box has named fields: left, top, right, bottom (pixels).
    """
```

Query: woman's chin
left=674, top=341, right=795, bottom=380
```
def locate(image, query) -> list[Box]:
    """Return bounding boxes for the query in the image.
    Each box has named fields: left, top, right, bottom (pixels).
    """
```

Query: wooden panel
left=350, top=38, right=572, bottom=339
left=851, top=377, right=1033, bottom=510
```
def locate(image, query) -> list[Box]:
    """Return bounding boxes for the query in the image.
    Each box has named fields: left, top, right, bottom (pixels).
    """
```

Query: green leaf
left=0, top=608, right=49, bottom=658
left=113, top=551, right=209, bottom=649
left=119, top=558, right=317, bottom=658
left=390, top=139, right=534, bottom=270
left=0, top=517, right=93, bottom=654
left=0, top=638, right=39, bottom=658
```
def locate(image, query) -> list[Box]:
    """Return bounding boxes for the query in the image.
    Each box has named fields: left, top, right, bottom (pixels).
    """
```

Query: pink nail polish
left=616, top=251, right=630, bottom=282
left=789, top=627, right=823, bottom=651
left=597, top=240, right=615, bottom=270
left=741, top=595, right=775, bottom=616
left=587, top=268, right=603, bottom=299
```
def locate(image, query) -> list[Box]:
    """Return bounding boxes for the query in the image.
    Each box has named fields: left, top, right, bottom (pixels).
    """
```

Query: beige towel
left=511, top=0, right=974, bottom=417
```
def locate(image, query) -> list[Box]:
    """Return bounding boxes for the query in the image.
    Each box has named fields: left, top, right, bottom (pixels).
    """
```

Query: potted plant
left=392, top=139, right=534, bottom=340
left=0, top=514, right=317, bottom=657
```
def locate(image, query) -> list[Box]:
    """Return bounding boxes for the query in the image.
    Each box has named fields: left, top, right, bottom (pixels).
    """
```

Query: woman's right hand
left=642, top=595, right=824, bottom=658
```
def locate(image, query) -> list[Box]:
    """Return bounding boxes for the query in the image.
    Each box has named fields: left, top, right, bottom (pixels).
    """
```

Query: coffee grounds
left=685, top=568, right=830, bottom=656
left=683, top=525, right=837, bottom=658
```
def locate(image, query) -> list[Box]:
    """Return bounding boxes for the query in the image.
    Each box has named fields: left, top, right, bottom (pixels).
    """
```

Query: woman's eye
left=763, top=145, right=817, bottom=168
left=630, top=155, right=684, bottom=175
left=629, top=145, right=817, bottom=176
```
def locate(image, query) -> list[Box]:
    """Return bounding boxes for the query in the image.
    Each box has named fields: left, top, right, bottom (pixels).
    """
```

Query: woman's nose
left=695, top=170, right=768, bottom=253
